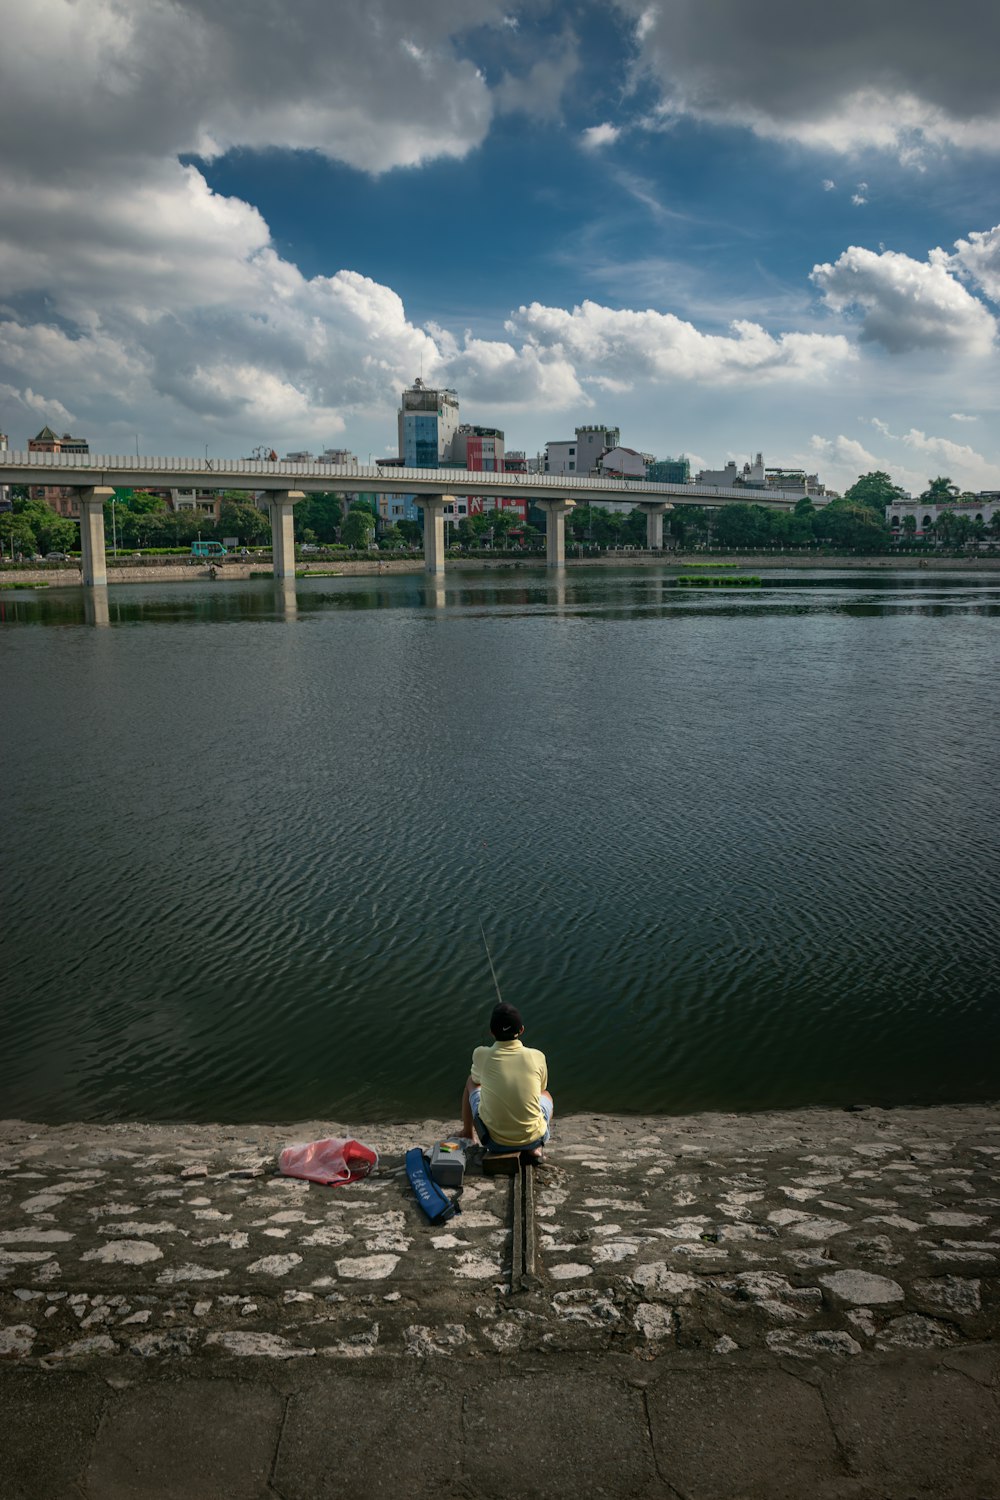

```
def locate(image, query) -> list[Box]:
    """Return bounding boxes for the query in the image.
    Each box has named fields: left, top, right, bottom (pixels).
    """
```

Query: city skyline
left=0, top=1, right=998, bottom=497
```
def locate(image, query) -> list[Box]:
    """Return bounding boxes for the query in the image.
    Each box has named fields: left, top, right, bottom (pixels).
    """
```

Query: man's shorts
left=469, top=1088, right=552, bottom=1153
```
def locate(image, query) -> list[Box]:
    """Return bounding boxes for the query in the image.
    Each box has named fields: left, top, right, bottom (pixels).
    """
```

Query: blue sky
left=1, top=0, right=999, bottom=495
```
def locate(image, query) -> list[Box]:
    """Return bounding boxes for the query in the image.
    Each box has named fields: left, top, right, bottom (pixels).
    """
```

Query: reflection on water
left=2, top=566, right=999, bottom=1123
left=2, top=565, right=999, bottom=629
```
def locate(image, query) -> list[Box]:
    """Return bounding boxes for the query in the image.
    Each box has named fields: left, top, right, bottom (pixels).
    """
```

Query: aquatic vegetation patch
left=676, top=575, right=761, bottom=587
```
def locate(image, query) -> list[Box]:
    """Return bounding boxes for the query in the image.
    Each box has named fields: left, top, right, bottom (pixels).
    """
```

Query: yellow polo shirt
left=471, top=1039, right=548, bottom=1147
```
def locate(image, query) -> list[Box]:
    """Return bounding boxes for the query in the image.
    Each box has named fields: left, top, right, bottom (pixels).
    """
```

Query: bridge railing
left=0, top=451, right=815, bottom=504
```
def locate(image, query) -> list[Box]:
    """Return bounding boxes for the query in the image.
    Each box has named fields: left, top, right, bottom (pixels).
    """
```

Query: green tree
left=294, top=491, right=345, bottom=544
left=488, top=508, right=523, bottom=548
left=931, top=509, right=957, bottom=546
left=714, top=503, right=772, bottom=549
left=844, top=471, right=906, bottom=514
left=379, top=524, right=405, bottom=550
left=816, top=498, right=891, bottom=550
left=566, top=504, right=626, bottom=547
left=902, top=514, right=917, bottom=540
left=139, top=509, right=211, bottom=548
left=104, top=489, right=169, bottom=548
left=0, top=513, right=38, bottom=557
left=397, top=518, right=422, bottom=546
left=668, top=505, right=708, bottom=548
left=7, top=495, right=79, bottom=555
left=621, top=507, right=650, bottom=546
left=219, top=500, right=269, bottom=546
left=341, top=507, right=376, bottom=548
left=921, top=476, right=960, bottom=504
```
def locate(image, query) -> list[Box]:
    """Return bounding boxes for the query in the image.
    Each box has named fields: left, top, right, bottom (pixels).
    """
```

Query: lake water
left=2, top=566, right=998, bottom=1124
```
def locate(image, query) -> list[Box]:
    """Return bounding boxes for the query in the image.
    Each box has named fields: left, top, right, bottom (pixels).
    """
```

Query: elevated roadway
left=0, top=449, right=813, bottom=584
left=0, top=450, right=810, bottom=510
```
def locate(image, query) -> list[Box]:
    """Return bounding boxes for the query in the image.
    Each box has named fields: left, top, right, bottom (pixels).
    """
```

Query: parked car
left=191, top=541, right=228, bottom=558
left=44, top=552, right=70, bottom=561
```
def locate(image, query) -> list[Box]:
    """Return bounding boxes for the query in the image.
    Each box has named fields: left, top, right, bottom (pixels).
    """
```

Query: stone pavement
left=1, top=1103, right=999, bottom=1497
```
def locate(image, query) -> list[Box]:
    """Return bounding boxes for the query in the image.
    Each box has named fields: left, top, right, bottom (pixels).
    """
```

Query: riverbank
left=3, top=1104, right=997, bottom=1496
left=3, top=551, right=999, bottom=589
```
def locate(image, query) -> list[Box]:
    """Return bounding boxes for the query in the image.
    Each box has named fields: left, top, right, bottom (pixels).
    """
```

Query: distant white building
left=886, top=495, right=1000, bottom=537
left=597, top=446, right=646, bottom=479
left=697, top=453, right=767, bottom=488
left=696, top=452, right=828, bottom=498
left=545, top=425, right=620, bottom=475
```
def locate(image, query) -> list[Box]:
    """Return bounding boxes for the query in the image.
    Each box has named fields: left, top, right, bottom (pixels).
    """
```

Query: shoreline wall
left=3, top=552, right=1000, bottom=588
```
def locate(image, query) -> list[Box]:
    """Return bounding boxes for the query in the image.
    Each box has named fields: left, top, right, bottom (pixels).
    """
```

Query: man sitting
left=461, top=1003, right=553, bottom=1162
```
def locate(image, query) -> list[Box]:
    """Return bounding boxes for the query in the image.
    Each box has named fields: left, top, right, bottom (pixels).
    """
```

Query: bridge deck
left=0, top=452, right=810, bottom=509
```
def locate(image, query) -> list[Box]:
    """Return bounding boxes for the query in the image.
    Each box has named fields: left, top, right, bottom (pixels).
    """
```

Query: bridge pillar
left=639, top=501, right=673, bottom=550
left=414, top=494, right=450, bottom=575
left=77, top=487, right=114, bottom=586
left=535, top=498, right=575, bottom=568
left=269, top=491, right=305, bottom=580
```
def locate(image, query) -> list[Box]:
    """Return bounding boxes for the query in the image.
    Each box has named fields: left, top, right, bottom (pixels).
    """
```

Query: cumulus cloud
left=808, top=427, right=994, bottom=495
left=0, top=382, right=76, bottom=429
left=507, top=300, right=855, bottom=385
left=811, top=246, right=997, bottom=354
left=0, top=0, right=521, bottom=447
left=581, top=123, right=622, bottom=150
left=852, top=419, right=994, bottom=490
left=899, top=427, right=989, bottom=471
left=1, top=0, right=994, bottom=460
left=614, top=0, right=1000, bottom=158
left=0, top=0, right=505, bottom=179
left=949, top=224, right=1000, bottom=303
left=810, top=434, right=879, bottom=469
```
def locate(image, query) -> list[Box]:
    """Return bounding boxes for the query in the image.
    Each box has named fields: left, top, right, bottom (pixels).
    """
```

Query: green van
left=191, top=541, right=228, bottom=558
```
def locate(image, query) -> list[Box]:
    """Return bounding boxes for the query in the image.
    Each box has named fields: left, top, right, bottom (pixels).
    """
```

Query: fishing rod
left=479, top=920, right=503, bottom=1005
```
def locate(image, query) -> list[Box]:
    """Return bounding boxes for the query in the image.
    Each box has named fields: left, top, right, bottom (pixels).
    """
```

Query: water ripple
left=2, top=568, right=999, bottom=1119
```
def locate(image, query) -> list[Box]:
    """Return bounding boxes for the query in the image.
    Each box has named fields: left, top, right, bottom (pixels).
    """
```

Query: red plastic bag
left=279, top=1137, right=379, bottom=1186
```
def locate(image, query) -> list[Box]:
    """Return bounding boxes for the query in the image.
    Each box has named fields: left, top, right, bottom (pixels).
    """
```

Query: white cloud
left=851, top=182, right=869, bottom=206
left=949, top=225, right=1000, bottom=303
left=0, top=0, right=506, bottom=179
left=822, top=179, right=836, bottom=192
left=613, top=0, right=1000, bottom=160
left=810, top=434, right=879, bottom=469
left=0, top=382, right=76, bottom=429
left=0, top=0, right=995, bottom=469
left=950, top=412, right=978, bottom=422
left=899, top=427, right=989, bottom=473
left=851, top=419, right=994, bottom=490
left=507, top=300, right=855, bottom=385
left=811, top=246, right=997, bottom=354
left=581, top=122, right=622, bottom=150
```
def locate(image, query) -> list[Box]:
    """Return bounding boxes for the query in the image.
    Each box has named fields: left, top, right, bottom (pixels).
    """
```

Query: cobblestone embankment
left=2, top=1104, right=997, bottom=1367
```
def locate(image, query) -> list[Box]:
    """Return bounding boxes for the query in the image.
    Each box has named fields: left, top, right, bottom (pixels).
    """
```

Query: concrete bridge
left=0, top=450, right=810, bottom=585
